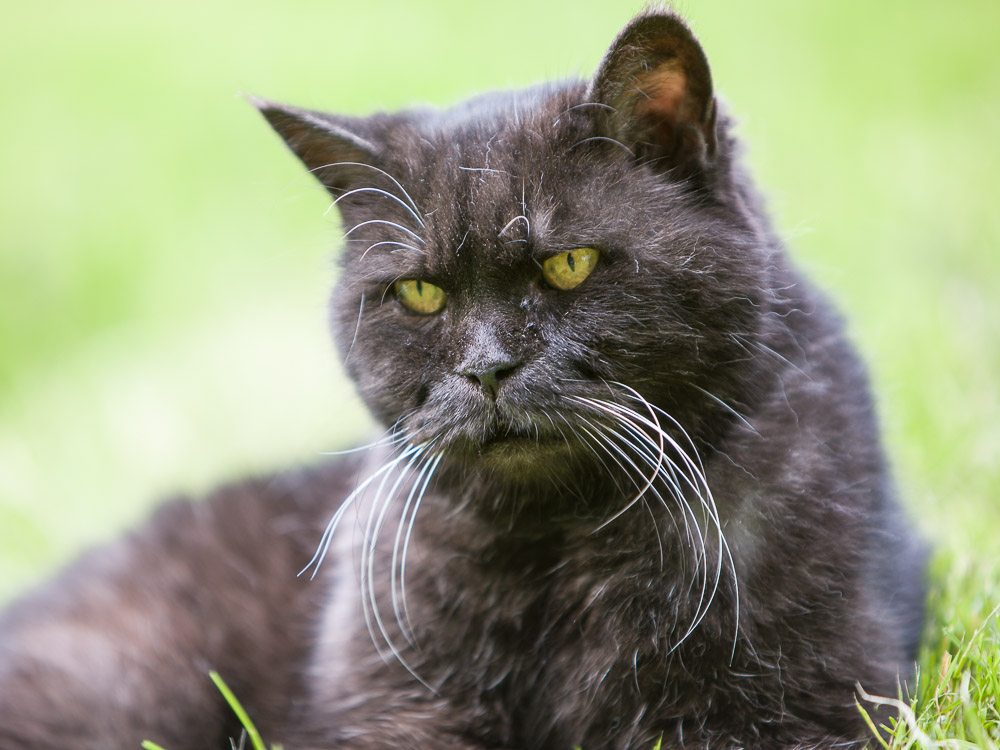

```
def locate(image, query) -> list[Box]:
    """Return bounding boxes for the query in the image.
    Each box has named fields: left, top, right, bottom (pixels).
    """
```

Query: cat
left=0, top=8, right=926, bottom=749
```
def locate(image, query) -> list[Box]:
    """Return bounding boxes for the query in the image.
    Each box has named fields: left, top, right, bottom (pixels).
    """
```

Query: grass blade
left=209, top=670, right=266, bottom=750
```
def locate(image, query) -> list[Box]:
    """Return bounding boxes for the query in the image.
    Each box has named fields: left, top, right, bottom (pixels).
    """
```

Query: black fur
left=0, top=10, right=925, bottom=749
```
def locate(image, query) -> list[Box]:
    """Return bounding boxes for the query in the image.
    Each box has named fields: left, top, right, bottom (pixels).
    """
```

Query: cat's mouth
left=415, top=387, right=574, bottom=466
left=472, top=422, right=569, bottom=462
left=477, top=415, right=541, bottom=443
left=481, top=429, right=554, bottom=450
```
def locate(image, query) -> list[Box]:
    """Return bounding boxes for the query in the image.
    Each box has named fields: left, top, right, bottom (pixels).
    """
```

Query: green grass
left=142, top=671, right=283, bottom=750
left=854, top=556, right=1000, bottom=747
left=206, top=670, right=272, bottom=750
left=1, top=0, right=998, bottom=746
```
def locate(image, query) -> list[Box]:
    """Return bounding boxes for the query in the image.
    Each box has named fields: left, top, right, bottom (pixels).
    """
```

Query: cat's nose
left=460, top=359, right=521, bottom=399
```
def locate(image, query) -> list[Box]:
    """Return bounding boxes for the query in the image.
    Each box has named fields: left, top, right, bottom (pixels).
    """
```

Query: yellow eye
left=394, top=279, right=447, bottom=314
left=542, top=248, right=600, bottom=290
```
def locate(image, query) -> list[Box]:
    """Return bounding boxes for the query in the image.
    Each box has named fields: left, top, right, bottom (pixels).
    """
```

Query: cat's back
left=0, top=456, right=361, bottom=749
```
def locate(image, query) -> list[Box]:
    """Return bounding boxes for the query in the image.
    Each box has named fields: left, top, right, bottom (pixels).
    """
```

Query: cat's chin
left=463, top=433, right=580, bottom=477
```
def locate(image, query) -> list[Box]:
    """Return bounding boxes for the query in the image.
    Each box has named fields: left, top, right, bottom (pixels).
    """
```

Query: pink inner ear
left=634, top=63, right=694, bottom=125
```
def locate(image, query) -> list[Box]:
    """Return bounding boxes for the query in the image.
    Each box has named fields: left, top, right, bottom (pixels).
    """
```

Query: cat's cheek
left=335, top=312, right=442, bottom=429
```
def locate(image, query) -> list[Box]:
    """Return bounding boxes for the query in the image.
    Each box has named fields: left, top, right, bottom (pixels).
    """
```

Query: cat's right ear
left=250, top=97, right=383, bottom=196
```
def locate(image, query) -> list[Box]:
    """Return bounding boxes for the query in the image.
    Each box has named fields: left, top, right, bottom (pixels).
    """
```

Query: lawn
left=1, top=0, right=998, bottom=744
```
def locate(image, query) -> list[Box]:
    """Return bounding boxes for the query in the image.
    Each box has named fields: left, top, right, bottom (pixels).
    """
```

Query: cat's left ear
left=250, top=97, right=385, bottom=196
left=589, top=11, right=717, bottom=175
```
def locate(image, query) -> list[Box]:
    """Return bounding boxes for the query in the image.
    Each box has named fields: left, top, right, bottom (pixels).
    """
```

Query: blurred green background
left=1, top=0, right=998, bottom=603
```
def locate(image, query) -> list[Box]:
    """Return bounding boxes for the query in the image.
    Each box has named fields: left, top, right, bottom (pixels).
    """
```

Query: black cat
left=0, top=9, right=925, bottom=749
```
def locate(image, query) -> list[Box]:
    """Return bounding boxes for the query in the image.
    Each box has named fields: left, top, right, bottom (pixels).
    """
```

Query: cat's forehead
left=377, top=84, right=632, bottom=267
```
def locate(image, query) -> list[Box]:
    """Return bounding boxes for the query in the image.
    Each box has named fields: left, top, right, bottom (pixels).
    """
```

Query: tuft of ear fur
left=589, top=9, right=717, bottom=175
left=251, top=97, right=383, bottom=196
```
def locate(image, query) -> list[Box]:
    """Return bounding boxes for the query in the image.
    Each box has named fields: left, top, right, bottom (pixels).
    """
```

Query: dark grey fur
left=0, top=10, right=925, bottom=749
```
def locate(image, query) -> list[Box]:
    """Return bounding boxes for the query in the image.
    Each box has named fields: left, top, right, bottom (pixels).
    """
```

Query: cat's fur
left=0, top=9, right=925, bottom=749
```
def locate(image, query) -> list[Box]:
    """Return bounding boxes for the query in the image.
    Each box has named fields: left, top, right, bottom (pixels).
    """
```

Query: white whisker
left=583, top=415, right=695, bottom=552
left=581, top=409, right=710, bottom=616
left=310, top=160, right=423, bottom=216
left=575, top=421, right=666, bottom=569
left=576, top=419, right=664, bottom=531
left=570, top=136, right=635, bottom=157
left=301, top=443, right=423, bottom=578
left=591, top=398, right=721, bottom=630
left=458, top=166, right=508, bottom=175
left=359, top=240, right=423, bottom=261
left=343, top=219, right=424, bottom=246
left=552, top=101, right=616, bottom=127
left=344, top=292, right=365, bottom=363
left=498, top=215, right=530, bottom=239
left=360, top=445, right=427, bottom=669
left=572, top=383, right=741, bottom=658
left=390, top=447, right=440, bottom=646
left=317, top=427, right=407, bottom=457
left=328, top=186, right=426, bottom=228
left=399, top=451, right=443, bottom=644
left=688, top=383, right=759, bottom=436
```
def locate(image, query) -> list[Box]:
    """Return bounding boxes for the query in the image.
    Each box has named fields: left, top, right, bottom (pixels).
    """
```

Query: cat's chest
left=421, top=550, right=719, bottom=748
left=309, top=471, right=741, bottom=746
left=423, top=528, right=683, bottom=677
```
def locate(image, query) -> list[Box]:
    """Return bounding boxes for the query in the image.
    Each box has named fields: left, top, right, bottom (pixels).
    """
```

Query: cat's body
left=0, top=10, right=925, bottom=749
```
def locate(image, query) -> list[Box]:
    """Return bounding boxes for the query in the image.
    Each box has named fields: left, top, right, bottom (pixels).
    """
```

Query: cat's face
left=259, top=12, right=769, bottom=484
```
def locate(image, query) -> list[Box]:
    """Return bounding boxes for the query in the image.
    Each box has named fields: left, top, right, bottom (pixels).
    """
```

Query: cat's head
left=256, top=11, right=774, bottom=486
